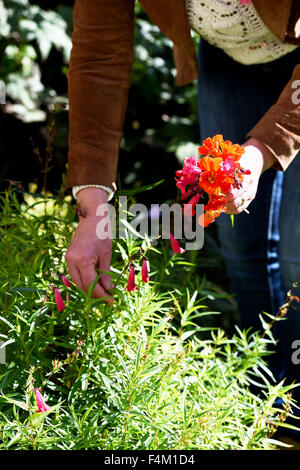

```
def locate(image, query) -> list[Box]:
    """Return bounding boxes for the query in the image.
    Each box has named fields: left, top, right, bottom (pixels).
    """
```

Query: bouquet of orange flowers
left=175, top=135, right=251, bottom=227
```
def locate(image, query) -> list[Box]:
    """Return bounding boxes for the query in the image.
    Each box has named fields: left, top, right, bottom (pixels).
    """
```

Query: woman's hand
left=225, top=137, right=277, bottom=214
left=66, top=188, right=114, bottom=305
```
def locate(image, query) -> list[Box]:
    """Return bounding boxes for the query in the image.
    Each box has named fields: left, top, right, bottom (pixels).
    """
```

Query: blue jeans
left=197, top=39, right=300, bottom=404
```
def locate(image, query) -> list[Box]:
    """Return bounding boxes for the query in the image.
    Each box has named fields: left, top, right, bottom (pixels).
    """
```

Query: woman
left=66, top=0, right=300, bottom=405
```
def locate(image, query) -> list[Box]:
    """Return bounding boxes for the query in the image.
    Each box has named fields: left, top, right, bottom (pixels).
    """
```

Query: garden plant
left=0, top=183, right=299, bottom=450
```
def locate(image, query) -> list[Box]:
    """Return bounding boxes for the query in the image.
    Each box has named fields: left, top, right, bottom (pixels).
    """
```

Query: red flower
left=34, top=388, right=51, bottom=413
left=170, top=233, right=185, bottom=254
left=182, top=193, right=202, bottom=217
left=61, top=274, right=71, bottom=288
left=141, top=258, right=149, bottom=283
left=175, top=135, right=249, bottom=228
left=126, top=264, right=138, bottom=292
left=54, top=288, right=65, bottom=312
left=175, top=156, right=201, bottom=195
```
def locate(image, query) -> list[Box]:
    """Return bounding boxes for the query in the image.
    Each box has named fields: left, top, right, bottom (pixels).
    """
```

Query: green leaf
left=118, top=179, right=164, bottom=196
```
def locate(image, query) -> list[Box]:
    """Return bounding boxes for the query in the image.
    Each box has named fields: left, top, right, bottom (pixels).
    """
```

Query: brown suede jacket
left=66, top=0, right=300, bottom=190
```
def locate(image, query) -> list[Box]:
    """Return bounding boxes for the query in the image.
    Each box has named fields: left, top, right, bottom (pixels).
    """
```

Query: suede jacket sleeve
left=66, top=0, right=135, bottom=189
left=247, top=63, right=300, bottom=171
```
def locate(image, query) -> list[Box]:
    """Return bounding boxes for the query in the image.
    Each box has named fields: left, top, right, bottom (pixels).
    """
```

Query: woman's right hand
left=65, top=188, right=114, bottom=305
left=224, top=137, right=277, bottom=214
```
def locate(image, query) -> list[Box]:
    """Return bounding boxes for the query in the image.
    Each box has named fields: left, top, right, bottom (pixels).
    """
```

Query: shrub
left=0, top=185, right=299, bottom=450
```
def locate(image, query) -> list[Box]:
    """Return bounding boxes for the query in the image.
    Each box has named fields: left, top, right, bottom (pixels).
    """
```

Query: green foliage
left=0, top=0, right=71, bottom=121
left=0, top=186, right=299, bottom=450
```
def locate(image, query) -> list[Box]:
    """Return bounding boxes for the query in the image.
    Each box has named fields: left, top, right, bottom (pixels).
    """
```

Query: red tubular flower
left=182, top=193, right=202, bottom=217
left=141, top=258, right=149, bottom=283
left=170, top=233, right=185, bottom=254
left=54, top=288, right=65, bottom=312
left=61, top=274, right=71, bottom=288
left=34, top=388, right=50, bottom=413
left=126, top=264, right=138, bottom=292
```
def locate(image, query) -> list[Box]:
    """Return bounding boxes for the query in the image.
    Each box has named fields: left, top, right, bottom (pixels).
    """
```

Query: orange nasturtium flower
left=198, top=134, right=224, bottom=158
left=219, top=140, right=245, bottom=162
left=198, top=194, right=227, bottom=227
left=198, top=135, right=245, bottom=162
left=198, top=156, right=223, bottom=195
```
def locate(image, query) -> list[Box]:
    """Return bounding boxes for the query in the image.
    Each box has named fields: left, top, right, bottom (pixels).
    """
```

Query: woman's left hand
left=225, top=137, right=277, bottom=214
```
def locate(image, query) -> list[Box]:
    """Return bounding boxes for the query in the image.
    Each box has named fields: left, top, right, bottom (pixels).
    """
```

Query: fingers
left=66, top=250, right=114, bottom=306
left=222, top=148, right=262, bottom=215
left=65, top=214, right=114, bottom=305
left=81, top=263, right=114, bottom=305
left=224, top=190, right=252, bottom=214
left=95, top=241, right=114, bottom=298
left=68, top=264, right=84, bottom=291
left=97, top=259, right=113, bottom=293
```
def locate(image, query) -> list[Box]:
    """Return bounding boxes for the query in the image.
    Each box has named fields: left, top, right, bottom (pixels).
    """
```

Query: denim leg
left=279, top=154, right=300, bottom=401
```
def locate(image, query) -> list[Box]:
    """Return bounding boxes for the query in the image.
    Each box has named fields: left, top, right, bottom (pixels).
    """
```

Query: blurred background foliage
left=0, top=0, right=71, bottom=122
left=0, top=0, right=237, bottom=329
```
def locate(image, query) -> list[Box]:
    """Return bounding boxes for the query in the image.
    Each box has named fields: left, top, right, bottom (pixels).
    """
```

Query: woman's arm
left=247, top=63, right=300, bottom=171
left=66, top=0, right=135, bottom=301
left=226, top=63, right=300, bottom=215
left=67, top=0, right=135, bottom=190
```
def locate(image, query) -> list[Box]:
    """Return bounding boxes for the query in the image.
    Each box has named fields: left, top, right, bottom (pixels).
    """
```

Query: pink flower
left=126, top=264, right=138, bottom=292
left=141, top=258, right=149, bottom=283
left=239, top=0, right=252, bottom=5
left=34, top=388, right=51, bottom=413
left=54, top=288, right=65, bottom=312
left=170, top=233, right=185, bottom=254
left=61, top=274, right=71, bottom=288
left=221, top=157, right=235, bottom=175
left=175, top=156, right=201, bottom=196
